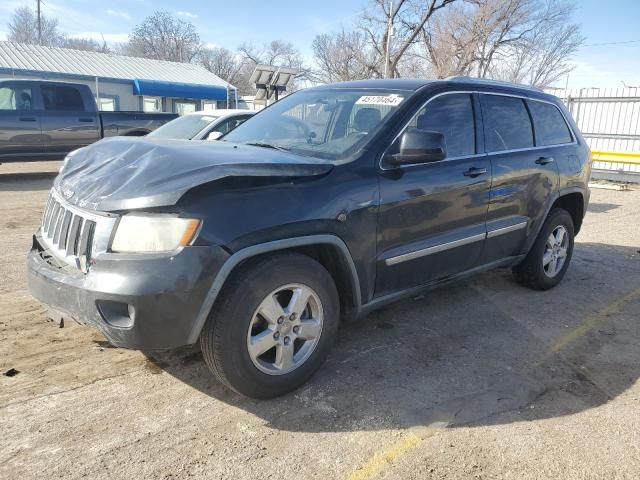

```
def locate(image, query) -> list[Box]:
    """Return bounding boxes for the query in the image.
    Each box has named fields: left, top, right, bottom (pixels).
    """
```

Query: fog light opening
left=96, top=300, right=135, bottom=329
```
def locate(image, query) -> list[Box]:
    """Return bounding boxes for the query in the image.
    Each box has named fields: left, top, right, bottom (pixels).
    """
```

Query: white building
left=0, top=41, right=238, bottom=114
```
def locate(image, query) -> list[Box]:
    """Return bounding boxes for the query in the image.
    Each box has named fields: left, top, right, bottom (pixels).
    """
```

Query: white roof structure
left=0, top=41, right=231, bottom=88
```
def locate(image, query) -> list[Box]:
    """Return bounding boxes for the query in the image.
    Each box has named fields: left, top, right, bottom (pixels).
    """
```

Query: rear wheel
left=512, top=208, right=575, bottom=290
left=200, top=252, right=339, bottom=398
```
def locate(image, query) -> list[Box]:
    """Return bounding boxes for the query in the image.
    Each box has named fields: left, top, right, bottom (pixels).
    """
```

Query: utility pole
left=384, top=1, right=394, bottom=79
left=36, top=0, right=42, bottom=45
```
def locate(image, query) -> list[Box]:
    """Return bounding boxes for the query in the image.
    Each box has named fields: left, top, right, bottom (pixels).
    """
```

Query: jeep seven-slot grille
left=41, top=194, right=96, bottom=271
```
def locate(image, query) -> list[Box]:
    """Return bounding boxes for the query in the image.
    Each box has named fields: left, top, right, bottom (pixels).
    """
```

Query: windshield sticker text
left=355, top=94, right=404, bottom=106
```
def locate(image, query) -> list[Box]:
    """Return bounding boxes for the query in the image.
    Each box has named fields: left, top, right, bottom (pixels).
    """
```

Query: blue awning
left=132, top=79, right=228, bottom=100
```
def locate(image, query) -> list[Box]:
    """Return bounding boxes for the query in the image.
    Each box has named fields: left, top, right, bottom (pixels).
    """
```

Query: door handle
left=19, top=117, right=37, bottom=122
left=535, top=156, right=555, bottom=165
left=463, top=167, right=488, bottom=177
left=79, top=118, right=95, bottom=122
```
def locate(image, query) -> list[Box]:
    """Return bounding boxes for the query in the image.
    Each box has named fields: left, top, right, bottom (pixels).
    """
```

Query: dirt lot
left=1, top=169, right=639, bottom=480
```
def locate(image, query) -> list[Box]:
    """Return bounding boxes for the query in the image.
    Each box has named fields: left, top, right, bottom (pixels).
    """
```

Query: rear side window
left=0, top=86, right=33, bottom=110
left=482, top=95, right=533, bottom=152
left=409, top=93, right=475, bottom=157
left=528, top=100, right=573, bottom=146
left=41, top=85, right=85, bottom=111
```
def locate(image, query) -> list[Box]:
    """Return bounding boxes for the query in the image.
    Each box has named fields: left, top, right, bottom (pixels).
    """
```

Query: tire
left=200, top=252, right=340, bottom=398
left=512, top=208, right=575, bottom=290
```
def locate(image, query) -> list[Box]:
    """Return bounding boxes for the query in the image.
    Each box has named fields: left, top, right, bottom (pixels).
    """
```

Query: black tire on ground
left=200, top=252, right=340, bottom=398
left=512, top=208, right=575, bottom=290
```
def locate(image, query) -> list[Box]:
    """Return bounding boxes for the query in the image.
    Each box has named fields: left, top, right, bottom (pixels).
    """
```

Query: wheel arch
left=552, top=190, right=585, bottom=234
left=187, top=235, right=362, bottom=344
left=523, top=187, right=586, bottom=256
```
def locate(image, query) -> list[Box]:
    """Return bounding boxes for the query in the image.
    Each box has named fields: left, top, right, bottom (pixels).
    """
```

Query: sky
left=0, top=0, right=639, bottom=90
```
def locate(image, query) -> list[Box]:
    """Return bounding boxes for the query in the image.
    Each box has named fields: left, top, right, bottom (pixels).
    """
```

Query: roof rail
left=445, top=76, right=542, bottom=92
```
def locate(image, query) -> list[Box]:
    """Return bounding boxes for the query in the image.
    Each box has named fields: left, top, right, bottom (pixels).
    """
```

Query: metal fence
left=548, top=87, right=640, bottom=181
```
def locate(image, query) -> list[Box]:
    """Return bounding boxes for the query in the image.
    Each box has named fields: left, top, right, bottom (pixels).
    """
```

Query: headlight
left=111, top=214, right=201, bottom=253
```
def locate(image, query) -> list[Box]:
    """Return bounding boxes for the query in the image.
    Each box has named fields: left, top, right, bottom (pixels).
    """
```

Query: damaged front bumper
left=27, top=233, right=229, bottom=350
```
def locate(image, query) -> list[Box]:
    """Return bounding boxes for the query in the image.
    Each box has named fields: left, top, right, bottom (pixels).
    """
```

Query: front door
left=0, top=82, right=42, bottom=158
left=478, top=93, right=561, bottom=265
left=375, top=92, right=490, bottom=296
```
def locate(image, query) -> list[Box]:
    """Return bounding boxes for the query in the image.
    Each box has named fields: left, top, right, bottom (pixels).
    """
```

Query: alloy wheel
left=246, top=283, right=323, bottom=375
left=542, top=225, right=569, bottom=278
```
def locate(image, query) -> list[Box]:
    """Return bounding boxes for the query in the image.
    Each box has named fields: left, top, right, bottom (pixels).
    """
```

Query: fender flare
left=525, top=186, right=587, bottom=253
left=187, top=234, right=362, bottom=344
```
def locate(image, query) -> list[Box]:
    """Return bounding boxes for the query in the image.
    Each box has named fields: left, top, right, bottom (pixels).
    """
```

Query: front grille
left=40, top=190, right=117, bottom=273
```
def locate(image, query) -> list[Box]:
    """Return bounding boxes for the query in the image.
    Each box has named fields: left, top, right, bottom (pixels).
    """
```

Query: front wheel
left=200, top=252, right=339, bottom=398
left=512, top=208, right=575, bottom=290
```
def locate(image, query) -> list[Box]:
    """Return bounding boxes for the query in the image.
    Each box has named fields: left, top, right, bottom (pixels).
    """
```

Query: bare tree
left=422, top=0, right=584, bottom=87
left=7, top=6, right=64, bottom=47
left=486, top=2, right=584, bottom=87
left=312, top=0, right=458, bottom=81
left=312, top=29, right=376, bottom=82
left=61, top=37, right=110, bottom=53
left=360, top=0, right=457, bottom=78
left=420, top=4, right=486, bottom=79
left=313, top=0, right=582, bottom=88
left=126, top=11, right=201, bottom=62
left=238, top=40, right=307, bottom=71
left=7, top=6, right=110, bottom=53
left=198, top=46, right=243, bottom=84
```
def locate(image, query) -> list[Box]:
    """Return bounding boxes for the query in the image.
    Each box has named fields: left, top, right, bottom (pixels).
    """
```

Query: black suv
left=27, top=77, right=591, bottom=398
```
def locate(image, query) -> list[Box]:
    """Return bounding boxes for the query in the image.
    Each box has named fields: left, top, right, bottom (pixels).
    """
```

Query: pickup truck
left=0, top=79, right=177, bottom=161
left=27, top=77, right=591, bottom=398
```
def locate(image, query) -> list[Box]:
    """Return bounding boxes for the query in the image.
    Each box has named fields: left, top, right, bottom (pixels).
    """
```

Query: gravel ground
left=1, top=172, right=639, bottom=480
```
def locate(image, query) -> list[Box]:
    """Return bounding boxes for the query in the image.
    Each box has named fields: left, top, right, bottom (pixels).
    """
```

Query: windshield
left=223, top=88, right=411, bottom=161
left=149, top=114, right=219, bottom=140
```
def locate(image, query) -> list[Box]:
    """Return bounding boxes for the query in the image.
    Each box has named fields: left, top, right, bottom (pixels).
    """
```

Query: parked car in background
left=147, top=110, right=255, bottom=141
left=0, top=79, right=177, bottom=161
left=27, top=77, right=591, bottom=399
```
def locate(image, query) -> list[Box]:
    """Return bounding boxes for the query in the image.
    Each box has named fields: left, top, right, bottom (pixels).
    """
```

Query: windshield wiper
left=245, top=142, right=290, bottom=152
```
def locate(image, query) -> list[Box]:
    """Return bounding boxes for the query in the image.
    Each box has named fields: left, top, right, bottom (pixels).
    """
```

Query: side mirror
left=206, top=131, right=223, bottom=141
left=390, top=128, right=446, bottom=165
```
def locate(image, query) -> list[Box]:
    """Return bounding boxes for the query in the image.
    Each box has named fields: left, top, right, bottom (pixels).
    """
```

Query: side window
left=215, top=116, right=249, bottom=135
left=0, top=86, right=33, bottom=111
left=527, top=100, right=573, bottom=146
left=41, top=86, right=85, bottom=111
left=143, top=97, right=161, bottom=112
left=175, top=100, right=198, bottom=115
left=482, top=95, right=533, bottom=152
left=409, top=93, right=475, bottom=158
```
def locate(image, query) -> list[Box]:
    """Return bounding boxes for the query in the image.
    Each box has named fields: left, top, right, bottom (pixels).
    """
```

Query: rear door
left=479, top=93, right=560, bottom=265
left=0, top=82, right=42, bottom=158
left=39, top=84, right=100, bottom=155
left=375, top=92, right=491, bottom=296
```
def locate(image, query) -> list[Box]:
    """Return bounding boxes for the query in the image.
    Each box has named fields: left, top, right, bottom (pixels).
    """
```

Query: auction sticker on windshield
left=355, top=94, right=404, bottom=106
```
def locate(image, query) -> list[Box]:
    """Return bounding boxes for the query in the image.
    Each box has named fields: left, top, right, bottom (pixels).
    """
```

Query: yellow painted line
left=344, top=432, right=423, bottom=480
left=548, top=287, right=640, bottom=355
left=343, top=288, right=640, bottom=480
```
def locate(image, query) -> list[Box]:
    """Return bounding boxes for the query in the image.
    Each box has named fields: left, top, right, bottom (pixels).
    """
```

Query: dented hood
left=54, top=136, right=333, bottom=212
